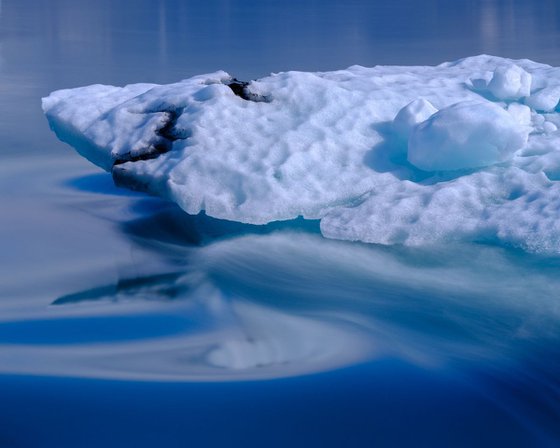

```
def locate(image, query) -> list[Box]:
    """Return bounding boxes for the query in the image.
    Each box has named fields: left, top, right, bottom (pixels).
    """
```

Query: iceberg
left=43, top=55, right=560, bottom=252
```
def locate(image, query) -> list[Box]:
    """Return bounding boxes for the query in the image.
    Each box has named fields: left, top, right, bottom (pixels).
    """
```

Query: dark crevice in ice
left=226, top=78, right=271, bottom=103
left=156, top=107, right=189, bottom=140
left=113, top=107, right=189, bottom=167
left=111, top=79, right=268, bottom=170
left=111, top=81, right=269, bottom=191
left=113, top=147, right=168, bottom=166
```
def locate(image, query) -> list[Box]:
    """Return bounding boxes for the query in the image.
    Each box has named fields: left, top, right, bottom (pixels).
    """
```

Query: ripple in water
left=1, top=225, right=559, bottom=385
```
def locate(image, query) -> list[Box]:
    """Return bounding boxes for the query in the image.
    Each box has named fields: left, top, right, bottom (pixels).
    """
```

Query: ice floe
left=43, top=55, right=560, bottom=252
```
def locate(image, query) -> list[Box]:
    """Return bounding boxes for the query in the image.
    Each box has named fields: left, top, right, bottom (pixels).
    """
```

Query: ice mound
left=42, top=55, right=560, bottom=252
left=392, top=98, right=438, bottom=137
left=407, top=100, right=528, bottom=171
left=487, top=64, right=532, bottom=100
left=525, top=85, right=560, bottom=112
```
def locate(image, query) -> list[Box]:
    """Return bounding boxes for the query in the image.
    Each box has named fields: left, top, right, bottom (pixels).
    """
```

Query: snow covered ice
left=407, top=100, right=528, bottom=171
left=487, top=64, right=532, bottom=100
left=43, top=55, right=560, bottom=252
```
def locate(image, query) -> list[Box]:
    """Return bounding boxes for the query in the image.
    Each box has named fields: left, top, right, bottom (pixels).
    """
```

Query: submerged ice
left=43, top=55, right=560, bottom=252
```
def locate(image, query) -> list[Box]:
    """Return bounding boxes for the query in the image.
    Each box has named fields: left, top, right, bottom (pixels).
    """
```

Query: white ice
left=487, top=64, right=532, bottom=100
left=392, top=98, right=438, bottom=137
left=43, top=55, right=560, bottom=252
left=407, top=100, right=528, bottom=171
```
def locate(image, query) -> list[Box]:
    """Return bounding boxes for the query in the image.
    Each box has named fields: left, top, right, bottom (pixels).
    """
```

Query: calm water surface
left=1, top=0, right=560, bottom=446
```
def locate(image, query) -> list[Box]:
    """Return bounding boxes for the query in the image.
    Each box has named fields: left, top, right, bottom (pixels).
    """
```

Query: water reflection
left=2, top=189, right=557, bottom=382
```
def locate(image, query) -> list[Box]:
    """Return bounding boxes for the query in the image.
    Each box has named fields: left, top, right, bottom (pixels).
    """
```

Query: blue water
left=1, top=0, right=560, bottom=446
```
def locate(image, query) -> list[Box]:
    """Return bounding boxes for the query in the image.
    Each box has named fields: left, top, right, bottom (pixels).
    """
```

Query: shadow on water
left=65, top=171, right=322, bottom=247
left=122, top=200, right=321, bottom=247
left=65, top=173, right=146, bottom=197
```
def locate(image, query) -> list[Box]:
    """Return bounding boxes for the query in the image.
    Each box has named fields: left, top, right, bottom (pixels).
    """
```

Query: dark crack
left=113, top=107, right=190, bottom=167
left=156, top=107, right=190, bottom=140
left=111, top=80, right=268, bottom=191
left=113, top=146, right=168, bottom=166
left=226, top=78, right=271, bottom=102
left=113, top=79, right=267, bottom=170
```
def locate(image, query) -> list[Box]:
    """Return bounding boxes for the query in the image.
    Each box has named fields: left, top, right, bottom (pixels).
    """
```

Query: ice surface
left=507, top=103, right=532, bottom=126
left=43, top=55, right=560, bottom=252
left=407, top=100, right=528, bottom=171
left=393, top=98, right=438, bottom=137
left=525, top=85, right=560, bottom=112
left=487, top=64, right=532, bottom=100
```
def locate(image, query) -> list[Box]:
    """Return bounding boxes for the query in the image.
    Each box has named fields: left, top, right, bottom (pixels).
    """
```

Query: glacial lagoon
left=1, top=0, right=560, bottom=446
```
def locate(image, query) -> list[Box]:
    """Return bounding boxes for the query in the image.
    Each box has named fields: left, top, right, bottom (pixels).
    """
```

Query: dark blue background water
left=1, top=0, right=560, bottom=446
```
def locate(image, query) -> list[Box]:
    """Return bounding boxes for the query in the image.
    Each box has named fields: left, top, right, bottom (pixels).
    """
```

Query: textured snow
left=407, top=100, right=528, bottom=171
left=525, top=85, right=560, bottom=112
left=393, top=98, right=438, bottom=137
left=43, top=55, right=560, bottom=252
left=487, top=64, right=532, bottom=100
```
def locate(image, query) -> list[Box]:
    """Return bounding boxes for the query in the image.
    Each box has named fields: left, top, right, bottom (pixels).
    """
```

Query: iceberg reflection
left=1, top=279, right=374, bottom=381
left=1, top=226, right=558, bottom=382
